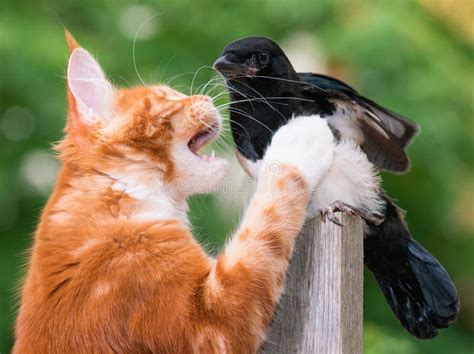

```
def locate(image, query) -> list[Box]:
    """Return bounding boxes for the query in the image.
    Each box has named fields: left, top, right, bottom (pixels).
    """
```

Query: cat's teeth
left=199, top=152, right=217, bottom=162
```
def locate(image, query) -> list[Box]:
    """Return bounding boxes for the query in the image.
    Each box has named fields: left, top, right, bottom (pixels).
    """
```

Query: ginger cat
left=13, top=33, right=334, bottom=353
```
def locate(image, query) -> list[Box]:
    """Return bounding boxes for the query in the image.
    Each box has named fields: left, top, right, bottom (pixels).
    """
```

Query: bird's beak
left=213, top=55, right=235, bottom=73
left=213, top=55, right=257, bottom=77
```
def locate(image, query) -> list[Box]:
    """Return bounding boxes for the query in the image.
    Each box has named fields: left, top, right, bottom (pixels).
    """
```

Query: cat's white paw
left=261, top=115, right=335, bottom=190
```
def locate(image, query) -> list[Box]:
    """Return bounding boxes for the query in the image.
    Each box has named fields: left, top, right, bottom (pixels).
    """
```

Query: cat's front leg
left=198, top=115, right=336, bottom=351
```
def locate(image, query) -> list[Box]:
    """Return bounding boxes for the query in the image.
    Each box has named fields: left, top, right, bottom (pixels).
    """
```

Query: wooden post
left=260, top=214, right=364, bottom=354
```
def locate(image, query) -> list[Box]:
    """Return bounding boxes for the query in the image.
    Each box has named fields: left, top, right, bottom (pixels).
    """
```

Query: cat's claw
left=319, top=200, right=384, bottom=227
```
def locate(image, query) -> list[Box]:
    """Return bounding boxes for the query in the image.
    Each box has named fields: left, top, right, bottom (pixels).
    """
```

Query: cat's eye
left=257, top=52, right=269, bottom=66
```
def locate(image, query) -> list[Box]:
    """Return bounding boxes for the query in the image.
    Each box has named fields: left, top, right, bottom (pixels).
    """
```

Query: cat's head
left=57, top=32, right=229, bottom=198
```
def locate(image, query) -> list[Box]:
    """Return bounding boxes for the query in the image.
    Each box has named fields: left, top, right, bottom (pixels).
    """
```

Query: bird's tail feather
left=364, top=199, right=459, bottom=339
left=373, top=239, right=459, bottom=339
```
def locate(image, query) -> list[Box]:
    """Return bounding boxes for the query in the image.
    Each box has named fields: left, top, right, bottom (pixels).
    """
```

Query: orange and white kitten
left=14, top=33, right=335, bottom=353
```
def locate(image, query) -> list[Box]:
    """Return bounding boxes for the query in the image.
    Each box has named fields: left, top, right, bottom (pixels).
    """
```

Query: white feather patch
left=310, top=139, right=385, bottom=215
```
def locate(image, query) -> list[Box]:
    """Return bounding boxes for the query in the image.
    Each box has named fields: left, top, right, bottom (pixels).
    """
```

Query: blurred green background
left=1, top=0, right=473, bottom=352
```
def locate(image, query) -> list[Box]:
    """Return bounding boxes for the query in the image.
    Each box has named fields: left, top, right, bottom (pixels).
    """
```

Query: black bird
left=213, top=36, right=459, bottom=339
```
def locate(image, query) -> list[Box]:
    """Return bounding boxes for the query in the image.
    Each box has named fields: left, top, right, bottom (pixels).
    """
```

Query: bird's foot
left=319, top=200, right=384, bottom=227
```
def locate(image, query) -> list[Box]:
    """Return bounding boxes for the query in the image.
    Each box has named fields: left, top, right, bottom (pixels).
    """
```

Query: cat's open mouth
left=188, top=124, right=220, bottom=161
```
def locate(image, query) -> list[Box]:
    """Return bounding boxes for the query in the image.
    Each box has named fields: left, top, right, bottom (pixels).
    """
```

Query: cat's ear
left=66, top=39, right=114, bottom=127
left=65, top=29, right=80, bottom=54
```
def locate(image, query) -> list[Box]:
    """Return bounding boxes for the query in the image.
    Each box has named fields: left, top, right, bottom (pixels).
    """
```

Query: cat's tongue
left=188, top=127, right=218, bottom=158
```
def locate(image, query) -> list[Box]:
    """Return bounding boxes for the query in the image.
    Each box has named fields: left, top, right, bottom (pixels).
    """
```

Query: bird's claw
left=319, top=204, right=347, bottom=226
left=319, top=200, right=383, bottom=227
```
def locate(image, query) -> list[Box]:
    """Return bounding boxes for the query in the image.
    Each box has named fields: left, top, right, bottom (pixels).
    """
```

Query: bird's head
left=213, top=36, right=297, bottom=80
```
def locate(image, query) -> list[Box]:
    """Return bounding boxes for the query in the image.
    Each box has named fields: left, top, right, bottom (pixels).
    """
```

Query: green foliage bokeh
left=1, top=0, right=473, bottom=352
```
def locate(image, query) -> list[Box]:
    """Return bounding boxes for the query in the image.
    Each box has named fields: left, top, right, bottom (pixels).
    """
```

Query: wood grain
left=260, top=214, right=364, bottom=354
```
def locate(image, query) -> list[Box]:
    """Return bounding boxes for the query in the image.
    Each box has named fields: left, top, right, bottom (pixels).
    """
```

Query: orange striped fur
left=14, top=34, right=311, bottom=353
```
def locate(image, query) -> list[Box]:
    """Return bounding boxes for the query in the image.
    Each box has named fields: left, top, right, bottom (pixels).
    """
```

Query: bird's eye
left=257, top=52, right=269, bottom=66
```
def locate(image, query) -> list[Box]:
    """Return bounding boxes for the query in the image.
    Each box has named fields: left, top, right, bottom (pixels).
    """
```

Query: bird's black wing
left=299, top=72, right=359, bottom=95
left=299, top=73, right=420, bottom=172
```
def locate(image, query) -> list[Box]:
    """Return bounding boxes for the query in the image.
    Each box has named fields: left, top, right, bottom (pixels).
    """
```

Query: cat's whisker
left=248, top=74, right=325, bottom=92
left=109, top=74, right=132, bottom=87
left=207, top=81, right=230, bottom=93
left=217, top=110, right=252, bottom=141
left=190, top=65, right=215, bottom=96
left=202, top=82, right=224, bottom=99
left=164, top=71, right=198, bottom=86
left=199, top=76, right=223, bottom=97
left=194, top=124, right=231, bottom=155
left=132, top=13, right=163, bottom=86
left=195, top=80, right=217, bottom=98
left=228, top=81, right=289, bottom=122
left=193, top=81, right=208, bottom=96
left=214, top=98, right=264, bottom=108
left=195, top=72, right=248, bottom=102
left=222, top=78, right=270, bottom=104
left=209, top=91, right=229, bottom=102
left=211, top=81, right=314, bottom=105
left=225, top=107, right=275, bottom=135
left=211, top=95, right=228, bottom=106
left=209, top=90, right=230, bottom=103
left=211, top=76, right=267, bottom=105
left=211, top=139, right=231, bottom=156
left=207, top=81, right=250, bottom=101
left=170, top=84, right=191, bottom=92
left=211, top=80, right=284, bottom=126
left=215, top=96, right=312, bottom=109
left=195, top=117, right=234, bottom=152
left=217, top=132, right=235, bottom=149
left=197, top=118, right=231, bottom=138
left=206, top=81, right=229, bottom=98
left=214, top=130, right=235, bottom=145
left=224, top=74, right=329, bottom=95
left=217, top=75, right=324, bottom=101
left=210, top=82, right=258, bottom=100
left=219, top=123, right=250, bottom=141
left=226, top=109, right=275, bottom=135
left=156, top=56, right=176, bottom=84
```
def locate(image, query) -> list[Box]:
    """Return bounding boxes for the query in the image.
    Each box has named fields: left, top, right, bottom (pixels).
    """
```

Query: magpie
left=213, top=36, right=459, bottom=339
